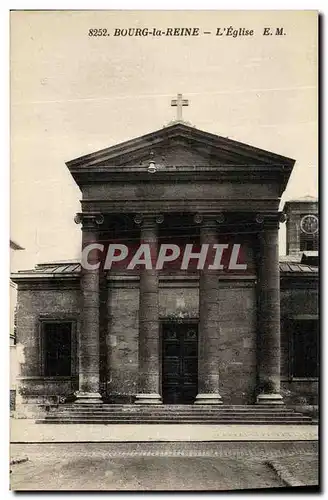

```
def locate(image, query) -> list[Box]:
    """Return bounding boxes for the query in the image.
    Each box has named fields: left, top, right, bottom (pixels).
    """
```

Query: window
left=300, top=233, right=318, bottom=251
left=291, top=319, right=319, bottom=378
left=42, top=322, right=72, bottom=376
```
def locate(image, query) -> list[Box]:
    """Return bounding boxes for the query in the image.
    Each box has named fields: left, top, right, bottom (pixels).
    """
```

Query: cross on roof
left=171, top=93, right=189, bottom=121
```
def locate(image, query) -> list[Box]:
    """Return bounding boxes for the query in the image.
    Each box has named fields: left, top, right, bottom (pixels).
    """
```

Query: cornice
left=81, top=199, right=281, bottom=213
left=71, top=166, right=291, bottom=187
left=11, top=269, right=318, bottom=291
left=11, top=274, right=80, bottom=290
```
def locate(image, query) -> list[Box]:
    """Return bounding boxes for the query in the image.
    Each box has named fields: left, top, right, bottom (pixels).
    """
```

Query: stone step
left=58, top=404, right=291, bottom=410
left=42, top=411, right=310, bottom=418
left=42, top=418, right=312, bottom=425
left=53, top=406, right=292, bottom=413
left=41, top=412, right=312, bottom=421
left=48, top=410, right=307, bottom=418
left=49, top=415, right=304, bottom=422
left=38, top=403, right=313, bottom=425
left=36, top=418, right=314, bottom=425
left=52, top=406, right=294, bottom=415
left=45, top=409, right=311, bottom=416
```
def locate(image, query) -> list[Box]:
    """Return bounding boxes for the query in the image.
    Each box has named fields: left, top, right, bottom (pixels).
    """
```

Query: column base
left=256, top=393, right=284, bottom=405
left=194, top=393, right=223, bottom=405
left=135, top=393, right=162, bottom=405
left=74, top=392, right=103, bottom=404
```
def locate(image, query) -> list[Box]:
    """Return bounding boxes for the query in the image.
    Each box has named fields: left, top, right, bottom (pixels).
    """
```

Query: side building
left=10, top=239, right=25, bottom=412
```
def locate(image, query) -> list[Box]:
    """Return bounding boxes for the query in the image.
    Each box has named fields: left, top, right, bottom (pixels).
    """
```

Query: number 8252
left=88, top=29, right=108, bottom=36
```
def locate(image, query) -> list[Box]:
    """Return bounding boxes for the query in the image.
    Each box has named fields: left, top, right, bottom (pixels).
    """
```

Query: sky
left=10, top=10, right=318, bottom=271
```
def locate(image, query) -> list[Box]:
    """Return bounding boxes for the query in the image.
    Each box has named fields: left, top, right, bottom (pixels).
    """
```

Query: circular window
left=300, top=214, right=319, bottom=235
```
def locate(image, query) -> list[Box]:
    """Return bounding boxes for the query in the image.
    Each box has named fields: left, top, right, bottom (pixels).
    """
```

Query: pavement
left=10, top=419, right=318, bottom=442
left=268, top=454, right=319, bottom=487
left=10, top=441, right=319, bottom=491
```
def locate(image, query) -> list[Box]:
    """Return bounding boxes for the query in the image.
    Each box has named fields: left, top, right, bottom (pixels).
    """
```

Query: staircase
left=36, top=404, right=314, bottom=425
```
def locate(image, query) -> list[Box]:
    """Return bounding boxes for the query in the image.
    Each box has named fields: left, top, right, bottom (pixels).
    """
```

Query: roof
left=66, top=122, right=296, bottom=169
left=11, top=259, right=318, bottom=281
left=279, top=262, right=318, bottom=274
left=283, top=195, right=318, bottom=213
left=302, top=251, right=319, bottom=257
left=301, top=251, right=319, bottom=266
left=15, top=262, right=81, bottom=276
left=10, top=240, right=24, bottom=250
left=284, top=195, right=318, bottom=203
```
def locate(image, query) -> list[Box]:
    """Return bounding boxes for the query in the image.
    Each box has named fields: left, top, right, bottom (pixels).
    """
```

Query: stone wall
left=280, top=285, right=319, bottom=406
left=10, top=345, right=18, bottom=413
left=15, top=286, right=80, bottom=416
left=106, top=283, right=139, bottom=402
left=107, top=278, right=257, bottom=404
left=218, top=282, right=257, bottom=404
left=14, top=275, right=318, bottom=412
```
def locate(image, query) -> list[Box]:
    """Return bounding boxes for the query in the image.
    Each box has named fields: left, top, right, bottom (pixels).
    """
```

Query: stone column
left=195, top=214, right=223, bottom=404
left=256, top=213, right=285, bottom=405
left=135, top=214, right=163, bottom=404
left=74, top=212, right=104, bottom=403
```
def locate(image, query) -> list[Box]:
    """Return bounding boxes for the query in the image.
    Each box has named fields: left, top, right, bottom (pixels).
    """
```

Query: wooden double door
left=162, top=323, right=198, bottom=404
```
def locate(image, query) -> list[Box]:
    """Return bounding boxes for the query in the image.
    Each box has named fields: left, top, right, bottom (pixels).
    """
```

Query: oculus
left=300, top=214, right=318, bottom=235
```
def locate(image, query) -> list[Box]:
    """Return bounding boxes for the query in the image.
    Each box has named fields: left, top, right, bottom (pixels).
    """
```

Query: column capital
left=255, top=212, right=286, bottom=229
left=133, top=214, right=164, bottom=226
left=193, top=213, right=225, bottom=225
left=74, top=212, right=104, bottom=230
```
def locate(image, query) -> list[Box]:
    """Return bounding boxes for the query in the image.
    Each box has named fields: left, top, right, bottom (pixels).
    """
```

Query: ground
left=10, top=442, right=318, bottom=491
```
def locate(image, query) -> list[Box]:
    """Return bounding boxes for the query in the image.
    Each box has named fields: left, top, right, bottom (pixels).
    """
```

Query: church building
left=12, top=99, right=318, bottom=419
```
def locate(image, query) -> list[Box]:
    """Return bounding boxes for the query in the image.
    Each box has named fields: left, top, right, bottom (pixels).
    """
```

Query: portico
left=75, top=211, right=285, bottom=406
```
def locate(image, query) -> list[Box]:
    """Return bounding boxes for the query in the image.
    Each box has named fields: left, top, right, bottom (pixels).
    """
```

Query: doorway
left=162, top=322, right=198, bottom=404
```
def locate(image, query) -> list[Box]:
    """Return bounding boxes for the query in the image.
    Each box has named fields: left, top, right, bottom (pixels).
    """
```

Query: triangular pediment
left=66, top=123, right=295, bottom=197
left=66, top=123, right=295, bottom=169
left=131, top=140, right=224, bottom=168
